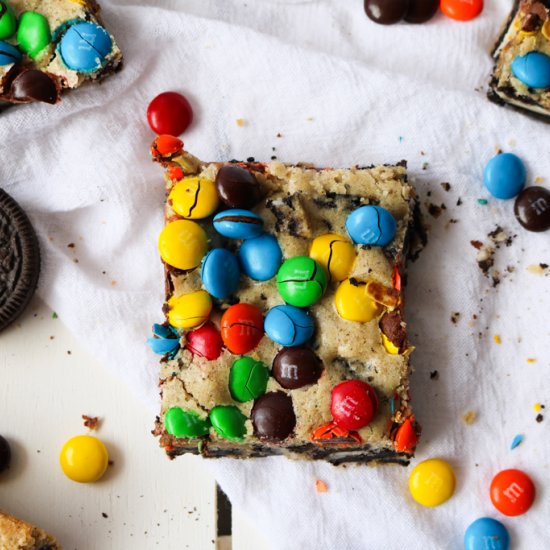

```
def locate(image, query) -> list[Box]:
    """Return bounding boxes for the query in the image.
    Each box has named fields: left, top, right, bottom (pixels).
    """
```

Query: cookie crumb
left=440, top=182, right=451, bottom=192
left=534, top=403, right=542, bottom=412
left=510, top=434, right=523, bottom=450
left=534, top=176, right=544, bottom=184
left=429, top=370, right=439, bottom=380
left=102, top=513, right=108, bottom=519
left=315, top=480, right=329, bottom=493
left=52, top=312, right=58, bottom=319
left=67, top=243, right=75, bottom=248
left=82, top=415, right=100, bottom=431
left=463, top=411, right=477, bottom=425
left=451, top=312, right=460, bottom=324
left=527, top=264, right=548, bottom=276
left=493, top=335, right=502, bottom=344
left=527, top=358, right=537, bottom=364
left=235, top=118, right=246, bottom=127
left=536, top=414, right=544, bottom=423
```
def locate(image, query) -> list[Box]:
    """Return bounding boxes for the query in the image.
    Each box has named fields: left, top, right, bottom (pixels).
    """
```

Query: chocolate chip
left=364, top=0, right=408, bottom=24
left=215, top=165, right=262, bottom=208
left=379, top=310, right=408, bottom=353
left=272, top=347, right=323, bottom=389
left=251, top=392, right=296, bottom=442
left=0, top=435, right=11, bottom=473
left=404, top=0, right=439, bottom=23
left=513, top=187, right=550, bottom=232
left=11, top=70, right=59, bottom=104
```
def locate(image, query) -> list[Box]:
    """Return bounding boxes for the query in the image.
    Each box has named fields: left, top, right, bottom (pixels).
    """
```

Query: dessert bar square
left=0, top=0, right=122, bottom=110
left=150, top=136, right=422, bottom=465
left=488, top=0, right=550, bottom=121
left=0, top=510, right=60, bottom=549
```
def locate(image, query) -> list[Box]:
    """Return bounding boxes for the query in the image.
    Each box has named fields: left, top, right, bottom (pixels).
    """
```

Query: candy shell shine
left=167, top=290, right=212, bottom=329
left=229, top=357, right=269, bottom=402
left=309, top=233, right=356, bottom=282
left=483, top=153, right=526, bottom=200
left=59, top=22, right=112, bottom=73
left=0, top=2, right=16, bottom=40
left=158, top=219, right=208, bottom=270
left=464, top=518, right=510, bottom=550
left=17, top=11, right=51, bottom=59
left=511, top=51, right=550, bottom=89
left=409, top=458, right=456, bottom=507
left=264, top=305, right=314, bottom=347
left=239, top=234, right=282, bottom=281
left=276, top=256, right=327, bottom=307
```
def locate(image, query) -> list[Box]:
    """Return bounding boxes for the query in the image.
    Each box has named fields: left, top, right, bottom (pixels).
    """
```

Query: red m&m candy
left=490, top=469, right=535, bottom=516
left=331, top=380, right=378, bottom=430
left=221, top=304, right=264, bottom=355
left=440, top=0, right=483, bottom=21
left=185, top=322, right=223, bottom=360
left=147, top=91, right=194, bottom=136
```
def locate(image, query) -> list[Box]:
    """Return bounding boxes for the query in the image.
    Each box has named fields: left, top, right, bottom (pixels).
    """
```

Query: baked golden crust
left=0, top=511, right=60, bottom=550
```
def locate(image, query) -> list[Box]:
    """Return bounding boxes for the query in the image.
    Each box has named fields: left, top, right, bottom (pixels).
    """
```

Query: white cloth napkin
left=2, top=1, right=549, bottom=548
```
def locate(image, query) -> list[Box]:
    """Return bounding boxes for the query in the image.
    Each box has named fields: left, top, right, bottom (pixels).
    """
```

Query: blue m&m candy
left=511, top=52, right=550, bottom=90
left=213, top=209, right=264, bottom=240
left=200, top=248, right=241, bottom=299
left=484, top=153, right=526, bottom=200
left=59, top=22, right=112, bottom=73
left=264, top=305, right=314, bottom=346
left=0, top=41, right=21, bottom=66
left=345, top=205, right=396, bottom=246
left=239, top=234, right=282, bottom=281
left=464, top=518, right=509, bottom=550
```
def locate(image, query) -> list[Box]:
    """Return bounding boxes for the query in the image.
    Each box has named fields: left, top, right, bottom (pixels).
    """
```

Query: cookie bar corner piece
left=149, top=135, right=421, bottom=464
left=0, top=0, right=122, bottom=109
left=488, top=0, right=550, bottom=121
left=0, top=510, right=61, bottom=549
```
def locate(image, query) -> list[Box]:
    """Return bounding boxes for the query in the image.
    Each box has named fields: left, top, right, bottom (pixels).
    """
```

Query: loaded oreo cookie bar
left=488, top=0, right=550, bottom=121
left=150, top=135, right=421, bottom=465
left=0, top=0, right=122, bottom=109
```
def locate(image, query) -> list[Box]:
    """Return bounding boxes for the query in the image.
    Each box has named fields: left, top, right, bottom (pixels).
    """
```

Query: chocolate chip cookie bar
left=0, top=511, right=60, bottom=549
left=488, top=0, right=550, bottom=121
left=0, top=0, right=122, bottom=110
left=150, top=135, right=423, bottom=465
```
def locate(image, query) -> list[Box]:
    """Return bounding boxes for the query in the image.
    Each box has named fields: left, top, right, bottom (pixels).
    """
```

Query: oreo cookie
left=0, top=189, right=40, bottom=331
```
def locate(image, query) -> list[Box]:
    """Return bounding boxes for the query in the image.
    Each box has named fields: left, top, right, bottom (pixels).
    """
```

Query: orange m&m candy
left=221, top=303, right=264, bottom=355
left=441, top=0, right=483, bottom=22
left=490, top=469, right=535, bottom=516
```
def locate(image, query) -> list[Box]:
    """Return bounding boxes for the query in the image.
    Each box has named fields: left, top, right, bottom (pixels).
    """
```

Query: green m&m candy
left=209, top=405, right=247, bottom=442
left=276, top=256, right=328, bottom=307
left=0, top=1, right=17, bottom=40
left=229, top=357, right=269, bottom=403
left=164, top=407, right=210, bottom=438
left=17, top=11, right=51, bottom=59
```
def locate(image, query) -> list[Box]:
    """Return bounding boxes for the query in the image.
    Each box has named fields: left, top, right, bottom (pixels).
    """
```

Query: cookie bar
left=0, top=511, right=60, bottom=549
left=150, top=136, right=423, bottom=466
left=0, top=0, right=122, bottom=110
left=488, top=0, right=550, bottom=121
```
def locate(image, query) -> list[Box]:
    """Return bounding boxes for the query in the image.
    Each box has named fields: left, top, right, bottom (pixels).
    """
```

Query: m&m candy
left=185, top=321, right=223, bottom=360
left=209, top=405, right=247, bottom=442
left=264, top=305, right=314, bottom=347
left=59, top=22, right=112, bottom=73
left=167, top=290, right=212, bottom=329
left=0, top=40, right=21, bottom=66
left=0, top=435, right=11, bottom=473
left=346, top=205, right=397, bottom=246
left=335, top=279, right=383, bottom=322
left=229, top=357, right=269, bottom=402
left=309, top=234, right=356, bottom=282
left=330, top=380, right=378, bottom=430
left=272, top=347, right=323, bottom=389
left=239, top=234, right=283, bottom=281
left=512, top=52, right=550, bottom=90
left=483, top=153, right=526, bottom=200
left=251, top=392, right=296, bottom=442
left=440, top=0, right=483, bottom=21
left=201, top=248, right=241, bottom=299
left=158, top=219, right=208, bottom=270
left=213, top=209, right=264, bottom=240
left=215, top=165, right=262, bottom=209
left=490, top=468, right=535, bottom=516
left=17, top=11, right=50, bottom=59
left=0, top=1, right=16, bottom=40
left=464, top=517, right=509, bottom=550
left=276, top=256, right=328, bottom=307
left=59, top=435, right=109, bottom=483
left=409, top=458, right=456, bottom=507
left=164, top=407, right=210, bottom=438
left=168, top=177, right=219, bottom=219
left=220, top=303, right=264, bottom=354
left=147, top=91, right=194, bottom=136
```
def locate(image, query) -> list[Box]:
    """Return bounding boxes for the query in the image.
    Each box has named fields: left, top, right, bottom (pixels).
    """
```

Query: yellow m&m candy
left=309, top=234, right=356, bottom=282
left=158, top=220, right=208, bottom=270
left=167, top=290, right=212, bottom=329
left=60, top=435, right=109, bottom=483
left=409, top=458, right=456, bottom=507
left=335, top=279, right=383, bottom=322
left=169, top=177, right=219, bottom=219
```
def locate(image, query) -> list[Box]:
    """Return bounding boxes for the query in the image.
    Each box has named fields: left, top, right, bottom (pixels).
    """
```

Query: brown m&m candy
left=404, top=0, right=439, bottom=23
left=514, top=187, right=550, bottom=232
left=251, top=392, right=296, bottom=441
left=364, top=0, right=408, bottom=25
left=272, top=347, right=322, bottom=390
left=215, top=165, right=262, bottom=209
left=10, top=70, right=59, bottom=104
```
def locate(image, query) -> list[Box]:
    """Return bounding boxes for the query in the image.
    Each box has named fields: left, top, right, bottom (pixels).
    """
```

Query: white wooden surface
left=0, top=296, right=270, bottom=550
